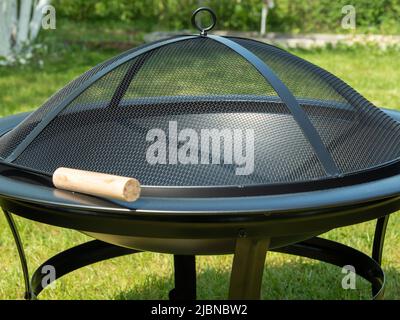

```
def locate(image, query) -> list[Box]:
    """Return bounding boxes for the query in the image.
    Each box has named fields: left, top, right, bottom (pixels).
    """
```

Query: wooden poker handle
left=53, top=168, right=141, bottom=202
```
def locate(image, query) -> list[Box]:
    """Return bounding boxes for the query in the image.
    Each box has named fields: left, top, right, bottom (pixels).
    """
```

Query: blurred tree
left=260, top=0, right=275, bottom=36
left=38, top=0, right=400, bottom=34
left=0, top=0, right=51, bottom=63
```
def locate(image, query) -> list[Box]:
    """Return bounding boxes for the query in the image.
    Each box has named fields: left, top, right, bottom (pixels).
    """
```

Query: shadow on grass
left=113, top=258, right=400, bottom=300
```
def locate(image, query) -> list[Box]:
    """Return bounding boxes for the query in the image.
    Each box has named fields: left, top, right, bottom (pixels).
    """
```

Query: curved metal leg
left=31, top=240, right=139, bottom=297
left=3, top=210, right=33, bottom=300
left=272, top=237, right=385, bottom=300
left=372, top=215, right=389, bottom=265
left=3, top=208, right=140, bottom=299
left=371, top=215, right=390, bottom=297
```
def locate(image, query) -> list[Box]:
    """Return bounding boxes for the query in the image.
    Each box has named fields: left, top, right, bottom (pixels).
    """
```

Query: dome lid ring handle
left=191, top=7, right=216, bottom=36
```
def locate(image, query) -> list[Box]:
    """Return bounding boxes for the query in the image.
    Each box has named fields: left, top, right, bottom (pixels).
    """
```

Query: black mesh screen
left=2, top=36, right=400, bottom=188
left=121, top=38, right=276, bottom=99
left=13, top=100, right=325, bottom=185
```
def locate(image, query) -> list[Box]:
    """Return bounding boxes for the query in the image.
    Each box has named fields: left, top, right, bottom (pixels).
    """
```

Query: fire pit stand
left=3, top=107, right=399, bottom=300
left=2, top=203, right=391, bottom=300
left=1, top=7, right=400, bottom=300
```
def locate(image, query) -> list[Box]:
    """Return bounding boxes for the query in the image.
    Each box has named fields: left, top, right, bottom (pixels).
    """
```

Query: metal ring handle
left=191, top=7, right=216, bottom=36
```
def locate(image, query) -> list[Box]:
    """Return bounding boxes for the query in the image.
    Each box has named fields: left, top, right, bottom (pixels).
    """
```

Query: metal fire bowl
left=1, top=109, right=400, bottom=254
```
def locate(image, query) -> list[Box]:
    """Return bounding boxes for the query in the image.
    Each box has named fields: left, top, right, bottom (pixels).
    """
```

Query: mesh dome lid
left=1, top=8, right=400, bottom=197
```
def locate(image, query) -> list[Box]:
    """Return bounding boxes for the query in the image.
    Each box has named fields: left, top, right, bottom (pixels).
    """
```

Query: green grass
left=293, top=46, right=400, bottom=110
left=0, top=26, right=399, bottom=300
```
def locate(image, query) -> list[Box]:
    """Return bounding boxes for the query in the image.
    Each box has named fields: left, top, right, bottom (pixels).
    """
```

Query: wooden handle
left=53, top=168, right=141, bottom=202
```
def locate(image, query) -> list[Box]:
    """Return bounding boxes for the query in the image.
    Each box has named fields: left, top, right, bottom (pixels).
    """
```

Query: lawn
left=0, top=23, right=399, bottom=299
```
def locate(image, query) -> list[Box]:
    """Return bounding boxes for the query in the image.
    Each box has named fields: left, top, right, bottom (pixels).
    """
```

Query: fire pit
left=1, top=8, right=399, bottom=299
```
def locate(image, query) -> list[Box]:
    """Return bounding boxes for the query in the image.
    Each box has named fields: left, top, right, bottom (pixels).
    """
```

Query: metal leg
left=371, top=215, right=390, bottom=297
left=372, top=215, right=390, bottom=265
left=4, top=207, right=139, bottom=299
left=31, top=240, right=138, bottom=297
left=273, top=237, right=386, bottom=300
left=169, top=255, right=196, bottom=300
left=3, top=210, right=33, bottom=300
left=229, top=237, right=270, bottom=300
